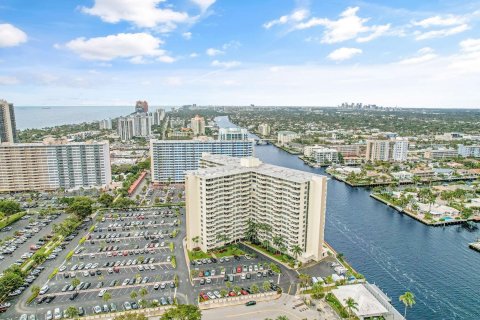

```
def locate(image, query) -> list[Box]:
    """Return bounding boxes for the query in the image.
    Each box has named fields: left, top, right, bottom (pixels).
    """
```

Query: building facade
left=277, top=131, right=299, bottom=146
left=99, top=119, right=112, bottom=130
left=117, top=113, right=152, bottom=141
left=424, top=148, right=458, bottom=160
left=218, top=127, right=248, bottom=141
left=150, top=139, right=254, bottom=183
left=117, top=117, right=134, bottom=141
left=191, top=115, right=205, bottom=135
left=153, top=108, right=165, bottom=126
left=310, top=147, right=339, bottom=165
left=458, top=145, right=480, bottom=158
left=0, top=99, right=18, bottom=143
left=185, top=154, right=328, bottom=263
left=135, top=100, right=149, bottom=113
left=258, top=123, right=271, bottom=136
left=366, top=138, right=408, bottom=162
left=0, top=139, right=111, bottom=192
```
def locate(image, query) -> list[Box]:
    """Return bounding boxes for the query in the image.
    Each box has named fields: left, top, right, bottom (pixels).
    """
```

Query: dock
left=469, top=240, right=480, bottom=253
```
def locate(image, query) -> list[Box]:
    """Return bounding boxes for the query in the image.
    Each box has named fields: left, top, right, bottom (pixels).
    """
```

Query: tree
left=130, top=291, right=138, bottom=299
left=65, top=306, right=79, bottom=318
left=298, top=273, right=311, bottom=288
left=272, top=236, right=284, bottom=254
left=114, top=314, right=148, bottom=320
left=139, top=287, right=148, bottom=298
left=399, top=291, right=416, bottom=319
left=344, top=297, right=359, bottom=319
left=98, top=193, right=114, bottom=207
left=251, top=283, right=260, bottom=294
left=220, top=289, right=228, bottom=297
left=0, top=200, right=22, bottom=216
left=246, top=219, right=258, bottom=242
left=192, top=236, right=200, bottom=249
left=66, top=197, right=94, bottom=219
left=310, top=283, right=324, bottom=300
left=70, top=277, right=80, bottom=287
left=233, top=285, right=241, bottom=293
left=160, top=304, right=201, bottom=320
left=103, top=292, right=112, bottom=303
left=30, top=285, right=40, bottom=297
left=290, top=245, right=302, bottom=262
left=262, top=281, right=271, bottom=292
left=276, top=316, right=289, bottom=320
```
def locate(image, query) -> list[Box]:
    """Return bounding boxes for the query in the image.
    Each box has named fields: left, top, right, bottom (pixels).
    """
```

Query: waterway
left=216, top=116, right=480, bottom=320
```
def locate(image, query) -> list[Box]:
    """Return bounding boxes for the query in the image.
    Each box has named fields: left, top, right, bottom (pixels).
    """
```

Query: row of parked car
left=7, top=266, right=46, bottom=297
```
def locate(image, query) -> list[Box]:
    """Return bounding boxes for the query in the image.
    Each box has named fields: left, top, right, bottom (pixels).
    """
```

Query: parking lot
left=0, top=213, right=66, bottom=275
left=12, top=208, right=185, bottom=319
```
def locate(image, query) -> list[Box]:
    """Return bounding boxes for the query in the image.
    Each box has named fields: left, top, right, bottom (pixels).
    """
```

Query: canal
left=216, top=116, right=480, bottom=320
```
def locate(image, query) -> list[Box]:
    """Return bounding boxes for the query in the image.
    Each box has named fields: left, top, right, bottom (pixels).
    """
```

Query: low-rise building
left=424, top=148, right=458, bottom=160
left=277, top=131, right=299, bottom=146
left=310, top=147, right=339, bottom=165
left=458, top=145, right=480, bottom=158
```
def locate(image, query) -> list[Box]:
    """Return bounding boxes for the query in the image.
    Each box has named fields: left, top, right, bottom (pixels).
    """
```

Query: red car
left=228, top=291, right=237, bottom=297
left=199, top=292, right=209, bottom=300
left=240, top=290, right=248, bottom=295
left=198, top=271, right=204, bottom=277
left=123, top=251, right=128, bottom=256
left=112, top=251, right=118, bottom=256
left=236, top=266, right=242, bottom=273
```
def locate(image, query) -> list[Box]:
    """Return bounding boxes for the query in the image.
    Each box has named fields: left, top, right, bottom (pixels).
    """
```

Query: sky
left=1, top=0, right=480, bottom=108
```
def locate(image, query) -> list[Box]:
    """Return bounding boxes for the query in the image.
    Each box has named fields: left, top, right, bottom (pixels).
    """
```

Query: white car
left=53, top=308, right=61, bottom=320
left=39, top=285, right=49, bottom=295
left=98, top=289, right=106, bottom=297
left=59, top=266, right=66, bottom=272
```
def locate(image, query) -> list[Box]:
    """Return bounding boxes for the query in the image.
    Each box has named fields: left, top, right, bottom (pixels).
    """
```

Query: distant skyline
left=1, top=0, right=480, bottom=107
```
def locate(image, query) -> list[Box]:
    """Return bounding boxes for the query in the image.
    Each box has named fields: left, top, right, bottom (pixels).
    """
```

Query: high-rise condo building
left=191, top=115, right=205, bottom=135
left=0, top=99, right=18, bottom=143
left=391, top=138, right=409, bottom=162
left=153, top=109, right=165, bottom=126
left=99, top=118, right=113, bottom=130
left=135, top=100, right=149, bottom=113
left=185, top=154, right=328, bottom=263
left=218, top=127, right=248, bottom=141
left=117, top=113, right=152, bottom=141
left=258, top=123, right=271, bottom=136
left=150, top=138, right=254, bottom=183
left=0, top=138, right=111, bottom=192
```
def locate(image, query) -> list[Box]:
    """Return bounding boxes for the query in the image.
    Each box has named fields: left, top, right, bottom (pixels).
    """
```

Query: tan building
left=185, top=154, right=328, bottom=263
left=0, top=139, right=111, bottom=192
left=277, top=131, right=299, bottom=146
left=190, top=115, right=205, bottom=135
left=258, top=123, right=271, bottom=136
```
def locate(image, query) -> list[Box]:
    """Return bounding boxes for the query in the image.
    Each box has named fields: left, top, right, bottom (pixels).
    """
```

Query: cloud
left=182, top=32, right=192, bottom=40
left=0, top=76, right=19, bottom=85
left=191, top=0, right=216, bottom=12
left=412, top=13, right=471, bottom=40
left=399, top=47, right=438, bottom=64
left=449, top=38, right=480, bottom=73
left=414, top=24, right=469, bottom=40
left=460, top=38, right=480, bottom=52
left=294, top=7, right=390, bottom=44
left=327, top=47, right=362, bottom=61
left=0, top=24, right=27, bottom=48
left=81, top=0, right=189, bottom=28
left=206, top=48, right=224, bottom=56
left=63, top=33, right=174, bottom=63
left=413, top=15, right=467, bottom=28
left=263, top=9, right=309, bottom=29
left=211, top=60, right=240, bottom=68
left=190, top=52, right=199, bottom=58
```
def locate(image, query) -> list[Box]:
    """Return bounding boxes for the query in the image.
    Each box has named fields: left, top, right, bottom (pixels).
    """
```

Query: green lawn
left=246, top=242, right=293, bottom=265
left=212, top=245, right=245, bottom=258
left=188, top=250, right=211, bottom=261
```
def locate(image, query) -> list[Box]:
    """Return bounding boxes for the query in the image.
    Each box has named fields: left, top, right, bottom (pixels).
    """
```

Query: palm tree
left=130, top=291, right=138, bottom=299
left=272, top=236, right=284, bottom=254
left=298, top=273, right=311, bottom=288
left=290, top=245, right=302, bottom=262
left=139, top=287, right=148, bottom=298
left=262, top=239, right=270, bottom=252
left=251, top=283, right=260, bottom=294
left=71, top=278, right=80, bottom=289
left=344, top=297, right=359, bottom=319
left=65, top=306, right=79, bottom=318
left=192, top=236, right=200, bottom=249
left=246, top=219, right=258, bottom=242
left=399, top=291, right=416, bottom=319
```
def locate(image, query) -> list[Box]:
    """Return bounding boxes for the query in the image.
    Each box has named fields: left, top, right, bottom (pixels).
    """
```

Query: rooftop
left=189, top=153, right=325, bottom=183
left=332, top=284, right=389, bottom=318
